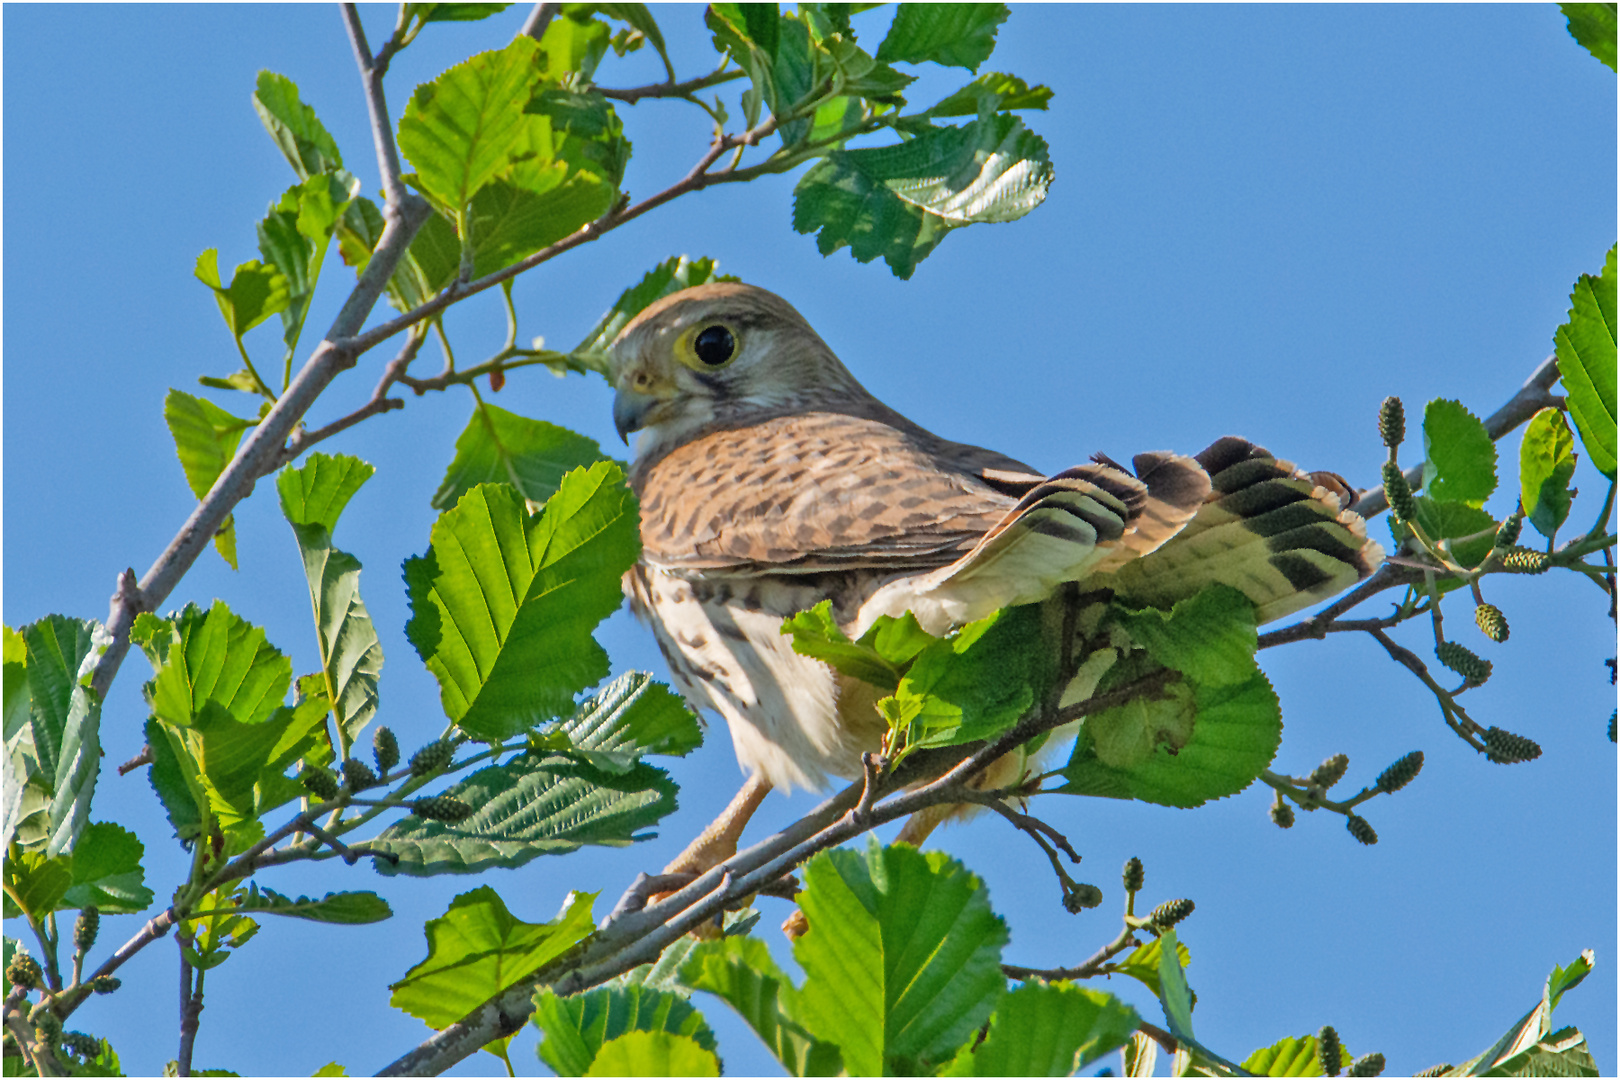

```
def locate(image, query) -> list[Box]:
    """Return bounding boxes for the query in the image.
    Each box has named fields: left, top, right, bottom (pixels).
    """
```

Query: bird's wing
left=852, top=451, right=1212, bottom=633
left=634, top=410, right=1031, bottom=574
left=1101, top=437, right=1384, bottom=623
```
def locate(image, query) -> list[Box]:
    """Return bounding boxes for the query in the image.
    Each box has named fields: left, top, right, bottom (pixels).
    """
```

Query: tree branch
left=596, top=69, right=746, bottom=104
left=90, top=41, right=432, bottom=705
left=340, top=4, right=410, bottom=207
left=376, top=670, right=1180, bottom=1076
left=518, top=2, right=559, bottom=42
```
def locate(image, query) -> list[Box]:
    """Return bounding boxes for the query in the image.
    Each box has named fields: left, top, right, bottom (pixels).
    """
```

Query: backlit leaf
left=234, top=883, right=392, bottom=924
left=253, top=71, right=344, bottom=179
left=678, top=936, right=842, bottom=1077
left=433, top=404, right=610, bottom=511
left=533, top=983, right=716, bottom=1076
left=583, top=1031, right=719, bottom=1077
left=1422, top=398, right=1497, bottom=507
left=60, top=821, right=153, bottom=915
left=1519, top=407, right=1578, bottom=540
left=943, top=981, right=1139, bottom=1076
left=1553, top=245, right=1617, bottom=479
left=1561, top=3, right=1618, bottom=70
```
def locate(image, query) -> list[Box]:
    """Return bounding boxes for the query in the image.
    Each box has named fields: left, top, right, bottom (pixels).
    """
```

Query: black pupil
left=693, top=325, right=735, bottom=366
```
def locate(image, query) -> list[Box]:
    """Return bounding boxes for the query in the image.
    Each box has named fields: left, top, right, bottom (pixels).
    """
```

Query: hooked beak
left=613, top=385, right=662, bottom=444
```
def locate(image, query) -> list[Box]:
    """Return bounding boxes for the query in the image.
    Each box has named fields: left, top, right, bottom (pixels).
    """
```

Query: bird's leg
left=663, top=772, right=773, bottom=876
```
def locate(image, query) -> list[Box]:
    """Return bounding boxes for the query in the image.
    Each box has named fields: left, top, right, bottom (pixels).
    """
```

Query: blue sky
left=4, top=4, right=1615, bottom=1076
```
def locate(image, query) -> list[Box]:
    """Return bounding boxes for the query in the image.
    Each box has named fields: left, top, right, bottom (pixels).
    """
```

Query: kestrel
left=609, top=282, right=1382, bottom=873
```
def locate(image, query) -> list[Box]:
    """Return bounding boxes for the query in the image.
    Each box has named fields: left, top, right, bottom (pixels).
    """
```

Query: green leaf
left=1155, top=928, right=1195, bottom=1044
left=876, top=4, right=1009, bottom=70
left=533, top=983, right=716, bottom=1077
left=369, top=752, right=677, bottom=876
left=1422, top=398, right=1497, bottom=507
left=312, top=1065, right=347, bottom=1077
left=944, top=981, right=1140, bottom=1076
left=417, top=2, right=513, bottom=23
left=397, top=37, right=544, bottom=218
left=194, top=249, right=291, bottom=345
left=783, top=601, right=906, bottom=691
left=277, top=452, right=375, bottom=534
left=582, top=1031, right=720, bottom=1077
left=1519, top=407, right=1578, bottom=540
left=278, top=456, right=383, bottom=745
left=258, top=174, right=355, bottom=365
left=234, top=883, right=392, bottom=924
left=571, top=257, right=734, bottom=372
left=5, top=617, right=105, bottom=856
left=1241, top=1034, right=1352, bottom=1077
left=537, top=8, right=612, bottom=83
left=433, top=405, right=610, bottom=511
left=2, top=849, right=72, bottom=921
left=794, top=839, right=1008, bottom=1075
left=678, top=936, right=842, bottom=1077
left=45, top=635, right=106, bottom=860
left=1560, top=3, right=1618, bottom=70
left=391, top=886, right=595, bottom=1061
left=885, top=605, right=1051, bottom=752
left=1554, top=245, right=1617, bottom=479
left=1411, top=498, right=1499, bottom=570
left=253, top=71, right=344, bottom=179
left=1058, top=664, right=1282, bottom=808
left=144, top=716, right=202, bottom=842
left=792, top=113, right=1053, bottom=279
left=549, top=671, right=703, bottom=773
left=139, top=602, right=292, bottom=730
left=163, top=391, right=253, bottom=569
left=60, top=821, right=152, bottom=915
left=927, top=72, right=1053, bottom=117
left=403, top=466, right=639, bottom=741
left=1111, top=936, right=1191, bottom=1001
left=1110, top=584, right=1259, bottom=688
left=1451, top=950, right=1598, bottom=1077
left=2, top=628, right=35, bottom=852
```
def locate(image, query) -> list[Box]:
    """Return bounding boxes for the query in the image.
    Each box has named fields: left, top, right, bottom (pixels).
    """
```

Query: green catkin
left=6, top=953, right=42, bottom=990
left=409, top=740, right=454, bottom=777
left=1499, top=546, right=1549, bottom=573
left=1348, top=1052, right=1387, bottom=1077
left=1474, top=603, right=1509, bottom=643
left=1310, top=753, right=1350, bottom=789
left=1381, top=462, right=1417, bottom=522
left=301, top=766, right=339, bottom=801
left=1483, top=727, right=1542, bottom=764
left=1149, top=899, right=1195, bottom=928
left=73, top=907, right=99, bottom=953
left=411, top=796, right=475, bottom=823
left=1317, top=1026, right=1343, bottom=1077
left=1375, top=751, right=1424, bottom=794
left=373, top=726, right=400, bottom=774
left=1494, top=508, right=1524, bottom=549
left=1269, top=797, right=1295, bottom=829
left=1346, top=815, right=1378, bottom=845
left=1122, top=856, right=1145, bottom=894
left=1436, top=640, right=1492, bottom=685
left=1378, top=396, right=1405, bottom=450
left=341, top=758, right=378, bottom=791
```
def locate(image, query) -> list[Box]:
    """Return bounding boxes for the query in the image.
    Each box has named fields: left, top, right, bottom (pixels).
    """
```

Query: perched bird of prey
left=609, top=282, right=1382, bottom=874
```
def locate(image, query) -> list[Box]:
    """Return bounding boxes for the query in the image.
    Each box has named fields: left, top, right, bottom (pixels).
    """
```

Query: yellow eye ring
left=677, top=322, right=739, bottom=369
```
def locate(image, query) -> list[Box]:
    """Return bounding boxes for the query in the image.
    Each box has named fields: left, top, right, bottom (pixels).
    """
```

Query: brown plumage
left=608, top=282, right=1382, bottom=869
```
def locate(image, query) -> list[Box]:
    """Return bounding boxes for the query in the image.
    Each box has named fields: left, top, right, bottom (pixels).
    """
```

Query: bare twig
left=849, top=751, right=887, bottom=825
left=276, top=327, right=425, bottom=467
left=176, top=945, right=201, bottom=1077
left=1366, top=628, right=1484, bottom=750
left=597, top=68, right=746, bottom=104
left=116, top=745, right=154, bottom=777
left=1137, top=1021, right=1180, bottom=1055
left=518, top=2, right=559, bottom=41
left=1003, top=921, right=1142, bottom=983
left=340, top=5, right=409, bottom=207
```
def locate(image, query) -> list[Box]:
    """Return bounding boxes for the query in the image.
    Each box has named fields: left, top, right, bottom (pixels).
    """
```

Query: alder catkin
left=1378, top=396, right=1405, bottom=450
left=1381, top=462, right=1417, bottom=522
left=1317, top=1026, right=1343, bottom=1077
left=1348, top=1052, right=1387, bottom=1077
left=1483, top=727, right=1541, bottom=764
left=1375, top=751, right=1424, bottom=794
left=373, top=726, right=400, bottom=774
left=341, top=758, right=378, bottom=791
left=1122, top=856, right=1145, bottom=894
left=1310, top=753, right=1350, bottom=789
left=73, top=907, right=99, bottom=953
left=412, top=796, right=475, bottom=823
left=301, top=766, right=339, bottom=801
left=1345, top=814, right=1378, bottom=845
left=409, top=740, right=454, bottom=777
left=1474, top=603, right=1509, bottom=643
left=1149, top=898, right=1195, bottom=928
left=1436, top=640, right=1492, bottom=685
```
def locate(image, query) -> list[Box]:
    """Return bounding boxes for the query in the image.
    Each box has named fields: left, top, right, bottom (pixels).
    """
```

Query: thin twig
left=1003, top=921, right=1142, bottom=983
left=276, top=328, right=425, bottom=466
left=176, top=944, right=201, bottom=1077
left=596, top=68, right=746, bottom=104
left=340, top=4, right=409, bottom=207
left=849, top=752, right=887, bottom=825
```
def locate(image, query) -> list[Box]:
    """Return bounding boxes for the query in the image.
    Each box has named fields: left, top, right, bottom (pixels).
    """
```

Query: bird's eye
left=693, top=325, right=735, bottom=366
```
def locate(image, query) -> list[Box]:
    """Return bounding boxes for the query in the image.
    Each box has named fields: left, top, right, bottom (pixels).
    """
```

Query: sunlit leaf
left=943, top=981, right=1139, bottom=1076
left=234, top=883, right=392, bottom=924
left=927, top=72, right=1052, bottom=118
left=60, top=821, right=153, bottom=915
left=1422, top=398, right=1497, bottom=507
left=1240, top=1033, right=1352, bottom=1077
left=876, top=4, right=1009, bottom=71
left=1518, top=407, right=1578, bottom=540
left=1560, top=3, right=1618, bottom=70
left=678, top=936, right=842, bottom=1077
left=794, top=839, right=1008, bottom=1075
left=403, top=466, right=639, bottom=741
left=533, top=983, right=716, bottom=1076
left=433, top=404, right=610, bottom=511
left=792, top=113, right=1053, bottom=279
left=253, top=71, right=344, bottom=179
left=583, top=1031, right=719, bottom=1077
left=1553, top=245, right=1617, bottom=479
left=163, top=390, right=253, bottom=569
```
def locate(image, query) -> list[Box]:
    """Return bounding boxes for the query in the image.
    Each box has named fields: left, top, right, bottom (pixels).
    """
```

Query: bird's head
left=607, top=282, right=867, bottom=455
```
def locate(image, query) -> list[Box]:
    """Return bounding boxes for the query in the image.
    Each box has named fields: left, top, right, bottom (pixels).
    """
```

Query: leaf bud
left=1375, top=751, right=1424, bottom=794
left=409, top=740, right=454, bottom=777
left=1269, top=799, right=1295, bottom=829
left=6, top=952, right=42, bottom=990
left=1348, top=1052, right=1387, bottom=1077
left=1483, top=726, right=1541, bottom=764
left=73, top=907, right=99, bottom=953
left=1377, top=396, right=1405, bottom=450
left=28, top=1002, right=61, bottom=1041
left=1317, top=1025, right=1343, bottom=1077
left=300, top=766, right=339, bottom=802
left=1309, top=753, right=1350, bottom=789
left=1494, top=508, right=1524, bottom=549
left=90, top=976, right=121, bottom=995
left=1062, top=884, right=1104, bottom=913
left=1380, top=462, right=1417, bottom=522
left=373, top=726, right=400, bottom=774
left=1122, top=856, right=1145, bottom=894
left=341, top=757, right=378, bottom=792
left=1436, top=641, right=1492, bottom=685
left=1149, top=898, right=1195, bottom=929
left=61, top=1032, right=101, bottom=1060
left=1345, top=814, right=1378, bottom=845
left=1499, top=546, right=1549, bottom=574
left=411, top=796, right=475, bottom=823
left=1473, top=603, right=1509, bottom=643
